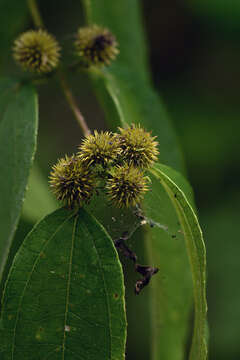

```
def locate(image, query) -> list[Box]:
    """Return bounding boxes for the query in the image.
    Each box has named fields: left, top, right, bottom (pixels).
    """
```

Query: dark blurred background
left=6, top=1, right=240, bottom=359
left=142, top=2, right=240, bottom=359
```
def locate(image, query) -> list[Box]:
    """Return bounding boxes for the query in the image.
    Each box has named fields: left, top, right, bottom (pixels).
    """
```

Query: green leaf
left=0, top=1, right=28, bottom=72
left=81, top=0, right=196, bottom=356
left=141, top=171, right=192, bottom=359
left=0, top=208, right=126, bottom=360
left=149, top=163, right=207, bottom=360
left=0, top=164, right=57, bottom=302
left=0, top=78, right=19, bottom=120
left=81, top=1, right=197, bottom=358
left=0, top=81, right=38, bottom=279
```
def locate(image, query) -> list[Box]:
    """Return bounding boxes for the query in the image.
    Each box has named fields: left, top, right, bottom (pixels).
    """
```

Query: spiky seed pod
left=49, top=155, right=95, bottom=207
left=74, top=25, right=119, bottom=67
left=78, top=130, right=121, bottom=168
left=106, top=164, right=148, bottom=208
left=118, top=124, right=159, bottom=169
left=13, top=29, right=60, bottom=73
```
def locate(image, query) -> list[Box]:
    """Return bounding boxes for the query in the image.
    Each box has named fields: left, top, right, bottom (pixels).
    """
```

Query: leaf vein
left=10, top=213, right=74, bottom=360
left=61, top=214, right=78, bottom=359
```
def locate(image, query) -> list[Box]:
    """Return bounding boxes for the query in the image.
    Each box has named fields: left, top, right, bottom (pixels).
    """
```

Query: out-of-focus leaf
left=0, top=78, right=19, bottom=120
left=189, top=0, right=240, bottom=29
left=81, top=1, right=197, bottom=358
left=83, top=0, right=149, bottom=82
left=1, top=163, right=56, bottom=305
left=0, top=218, right=34, bottom=308
left=0, top=208, right=126, bottom=360
left=149, top=163, right=207, bottom=360
left=140, top=170, right=192, bottom=360
left=202, top=191, right=240, bottom=359
left=0, top=1, right=28, bottom=71
left=22, top=164, right=57, bottom=223
left=83, top=0, right=185, bottom=173
left=0, top=81, right=38, bottom=279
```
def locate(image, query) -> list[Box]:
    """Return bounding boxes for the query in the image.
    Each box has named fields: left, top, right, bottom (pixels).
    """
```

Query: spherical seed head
left=119, top=124, right=159, bottom=168
left=49, top=155, right=95, bottom=207
left=106, top=164, right=148, bottom=208
left=75, top=25, right=119, bottom=67
left=13, top=29, right=60, bottom=73
left=78, top=130, right=121, bottom=168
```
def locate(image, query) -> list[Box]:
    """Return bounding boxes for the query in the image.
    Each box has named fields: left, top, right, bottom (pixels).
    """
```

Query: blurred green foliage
left=0, top=1, right=28, bottom=71
left=144, top=1, right=240, bottom=359
left=189, top=0, right=240, bottom=29
left=3, top=0, right=240, bottom=359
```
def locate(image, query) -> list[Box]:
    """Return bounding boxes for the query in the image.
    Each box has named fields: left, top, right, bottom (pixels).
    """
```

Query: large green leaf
left=80, top=1, right=202, bottom=359
left=0, top=81, right=38, bottom=279
left=0, top=207, right=126, bottom=360
left=81, top=0, right=194, bottom=358
left=141, top=171, right=192, bottom=360
left=149, top=163, right=207, bottom=360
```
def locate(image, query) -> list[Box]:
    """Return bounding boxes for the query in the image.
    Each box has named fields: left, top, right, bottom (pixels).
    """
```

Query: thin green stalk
left=82, top=0, right=92, bottom=24
left=58, top=71, right=91, bottom=136
left=27, top=0, right=44, bottom=28
left=27, top=0, right=90, bottom=137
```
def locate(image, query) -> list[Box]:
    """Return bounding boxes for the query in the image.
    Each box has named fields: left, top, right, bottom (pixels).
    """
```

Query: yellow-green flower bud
left=106, top=164, right=148, bottom=208
left=78, top=130, right=121, bottom=168
left=119, top=124, right=159, bottom=168
left=13, top=29, right=60, bottom=74
left=49, top=155, right=95, bottom=207
left=74, top=25, right=119, bottom=67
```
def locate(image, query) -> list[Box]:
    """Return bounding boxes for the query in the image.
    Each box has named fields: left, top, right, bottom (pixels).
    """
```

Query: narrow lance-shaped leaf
left=0, top=81, right=38, bottom=279
left=141, top=169, right=193, bottom=360
left=82, top=0, right=185, bottom=172
left=86, top=159, right=196, bottom=359
left=149, top=163, right=207, bottom=360
left=0, top=208, right=126, bottom=360
left=81, top=1, right=194, bottom=358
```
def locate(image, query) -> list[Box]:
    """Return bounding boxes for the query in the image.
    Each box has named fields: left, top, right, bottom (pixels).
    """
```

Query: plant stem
left=58, top=72, right=91, bottom=136
left=27, top=0, right=91, bottom=137
left=27, top=0, right=44, bottom=28
left=82, top=0, right=92, bottom=24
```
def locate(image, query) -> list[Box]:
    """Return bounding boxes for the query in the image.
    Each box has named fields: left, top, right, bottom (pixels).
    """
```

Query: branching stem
left=27, top=0, right=91, bottom=137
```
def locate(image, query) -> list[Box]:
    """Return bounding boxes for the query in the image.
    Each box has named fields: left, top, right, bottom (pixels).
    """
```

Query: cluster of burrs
left=13, top=25, right=119, bottom=74
left=49, top=124, right=159, bottom=209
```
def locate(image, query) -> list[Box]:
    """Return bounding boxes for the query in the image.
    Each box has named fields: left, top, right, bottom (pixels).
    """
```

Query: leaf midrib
left=84, top=222, right=113, bottom=360
left=62, top=214, right=78, bottom=359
